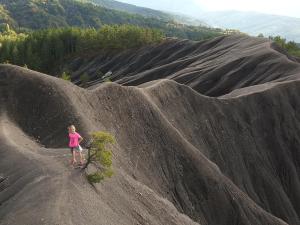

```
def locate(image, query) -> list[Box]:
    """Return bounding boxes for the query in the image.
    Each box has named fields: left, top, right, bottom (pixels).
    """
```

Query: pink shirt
left=69, top=132, right=82, bottom=147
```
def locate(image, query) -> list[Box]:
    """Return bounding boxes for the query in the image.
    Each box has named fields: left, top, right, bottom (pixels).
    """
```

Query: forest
left=0, top=24, right=164, bottom=73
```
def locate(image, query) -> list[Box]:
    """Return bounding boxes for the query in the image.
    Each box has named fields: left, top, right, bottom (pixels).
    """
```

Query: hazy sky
left=118, top=0, right=300, bottom=18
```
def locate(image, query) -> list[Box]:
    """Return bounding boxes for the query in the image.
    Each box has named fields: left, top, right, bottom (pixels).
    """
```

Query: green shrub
left=60, top=71, right=71, bottom=81
left=87, top=172, right=104, bottom=183
left=85, top=131, right=115, bottom=183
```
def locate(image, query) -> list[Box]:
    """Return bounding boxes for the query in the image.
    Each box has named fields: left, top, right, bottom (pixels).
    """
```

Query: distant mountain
left=197, top=11, right=300, bottom=42
left=106, top=0, right=300, bottom=42
left=89, top=0, right=173, bottom=20
left=89, top=0, right=206, bottom=26
left=100, top=0, right=204, bottom=18
left=0, top=0, right=155, bottom=29
left=0, top=0, right=223, bottom=40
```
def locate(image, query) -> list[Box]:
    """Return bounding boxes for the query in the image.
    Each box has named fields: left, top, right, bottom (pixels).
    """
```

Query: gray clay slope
left=65, top=35, right=300, bottom=96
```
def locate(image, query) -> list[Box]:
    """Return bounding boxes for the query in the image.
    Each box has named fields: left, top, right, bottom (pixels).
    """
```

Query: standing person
left=68, top=125, right=84, bottom=166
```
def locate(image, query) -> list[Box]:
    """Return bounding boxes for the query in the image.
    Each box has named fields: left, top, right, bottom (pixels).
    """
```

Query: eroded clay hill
left=1, top=59, right=300, bottom=225
left=64, top=35, right=300, bottom=96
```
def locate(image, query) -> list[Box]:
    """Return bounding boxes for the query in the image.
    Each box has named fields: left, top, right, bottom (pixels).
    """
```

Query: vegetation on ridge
left=270, top=36, right=300, bottom=58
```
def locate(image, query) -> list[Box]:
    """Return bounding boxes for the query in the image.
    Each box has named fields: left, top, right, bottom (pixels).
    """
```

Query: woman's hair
left=68, top=125, right=76, bottom=130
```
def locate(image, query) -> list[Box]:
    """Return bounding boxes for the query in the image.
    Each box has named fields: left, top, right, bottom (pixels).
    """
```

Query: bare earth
left=1, top=35, right=300, bottom=225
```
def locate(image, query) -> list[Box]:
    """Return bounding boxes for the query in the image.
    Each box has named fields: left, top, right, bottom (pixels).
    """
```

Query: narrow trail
left=0, top=112, right=96, bottom=225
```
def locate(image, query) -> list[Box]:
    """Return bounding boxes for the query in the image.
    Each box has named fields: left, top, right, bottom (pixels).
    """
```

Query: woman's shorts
left=70, top=145, right=83, bottom=153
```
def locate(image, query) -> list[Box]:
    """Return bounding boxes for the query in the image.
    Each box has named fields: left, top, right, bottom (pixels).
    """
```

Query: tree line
left=258, top=34, right=300, bottom=58
left=269, top=36, right=300, bottom=58
left=0, top=24, right=164, bottom=73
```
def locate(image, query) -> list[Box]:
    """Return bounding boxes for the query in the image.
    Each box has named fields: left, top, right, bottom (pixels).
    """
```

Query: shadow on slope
left=63, top=35, right=300, bottom=97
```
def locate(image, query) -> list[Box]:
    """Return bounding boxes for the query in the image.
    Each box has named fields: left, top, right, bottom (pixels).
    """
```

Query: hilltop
left=0, top=0, right=223, bottom=40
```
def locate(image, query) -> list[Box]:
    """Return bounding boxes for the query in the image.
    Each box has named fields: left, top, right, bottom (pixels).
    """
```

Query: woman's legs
left=70, top=147, right=84, bottom=165
left=70, top=148, right=74, bottom=164
left=72, top=150, right=77, bottom=164
left=79, top=151, right=84, bottom=164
